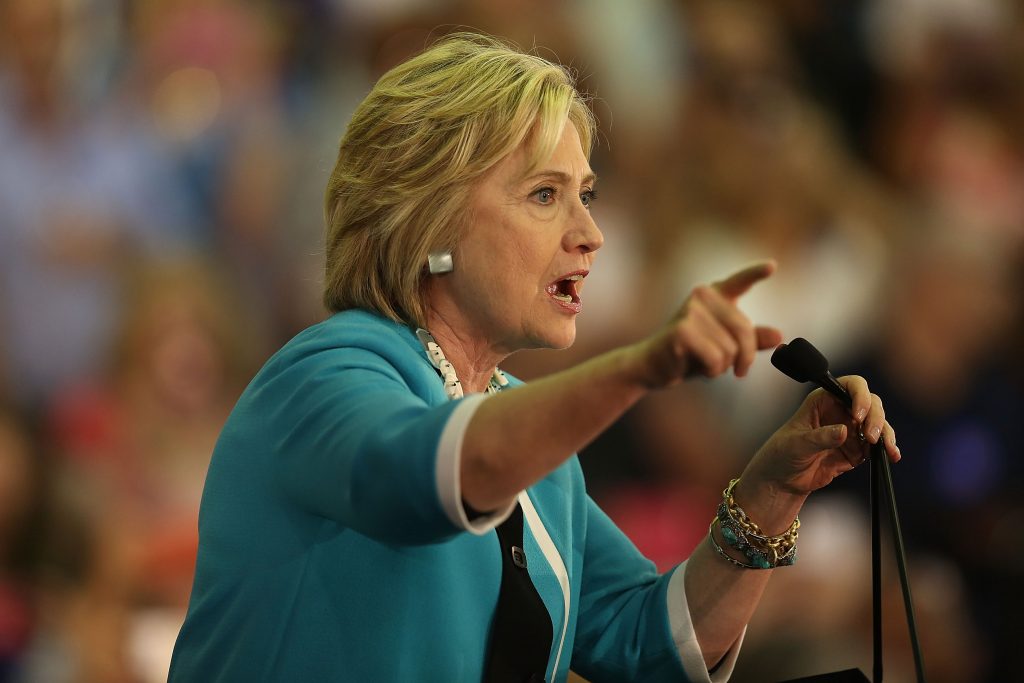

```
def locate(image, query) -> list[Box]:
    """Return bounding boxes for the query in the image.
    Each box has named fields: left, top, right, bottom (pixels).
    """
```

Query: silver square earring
left=427, top=251, right=454, bottom=275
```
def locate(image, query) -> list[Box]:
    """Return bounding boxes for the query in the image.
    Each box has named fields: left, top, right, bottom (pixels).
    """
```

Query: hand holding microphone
left=772, top=338, right=901, bottom=456
left=741, top=338, right=900, bottom=500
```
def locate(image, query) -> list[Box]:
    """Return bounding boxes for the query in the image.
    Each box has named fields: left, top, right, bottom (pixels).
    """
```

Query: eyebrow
left=521, top=169, right=598, bottom=187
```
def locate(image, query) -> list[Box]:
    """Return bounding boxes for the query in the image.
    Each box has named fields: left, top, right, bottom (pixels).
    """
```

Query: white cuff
left=435, top=393, right=516, bottom=534
left=666, top=561, right=745, bottom=682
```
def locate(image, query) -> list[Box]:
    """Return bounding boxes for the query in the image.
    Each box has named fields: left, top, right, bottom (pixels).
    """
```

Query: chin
left=535, top=321, right=578, bottom=351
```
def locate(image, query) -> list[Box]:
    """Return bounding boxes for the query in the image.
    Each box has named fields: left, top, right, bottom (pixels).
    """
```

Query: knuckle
left=727, top=317, right=752, bottom=342
left=670, top=336, right=688, bottom=360
left=732, top=309, right=753, bottom=329
left=683, top=301, right=706, bottom=323
left=704, top=349, right=725, bottom=375
left=690, top=302, right=710, bottom=322
left=739, top=327, right=756, bottom=352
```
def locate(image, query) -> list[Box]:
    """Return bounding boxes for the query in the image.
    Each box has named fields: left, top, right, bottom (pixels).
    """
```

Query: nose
left=564, top=204, right=604, bottom=254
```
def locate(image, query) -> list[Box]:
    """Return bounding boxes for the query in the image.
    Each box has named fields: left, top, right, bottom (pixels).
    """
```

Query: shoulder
left=273, top=309, right=422, bottom=371
left=251, top=309, right=443, bottom=402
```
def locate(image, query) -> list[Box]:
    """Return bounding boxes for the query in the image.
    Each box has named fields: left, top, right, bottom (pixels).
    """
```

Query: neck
left=422, top=308, right=506, bottom=395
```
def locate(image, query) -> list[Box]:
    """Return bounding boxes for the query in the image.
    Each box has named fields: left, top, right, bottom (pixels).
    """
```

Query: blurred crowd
left=1, top=0, right=1022, bottom=681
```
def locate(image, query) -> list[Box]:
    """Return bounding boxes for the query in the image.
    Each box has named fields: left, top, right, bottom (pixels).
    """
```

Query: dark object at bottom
left=780, top=669, right=871, bottom=682
left=483, top=503, right=554, bottom=682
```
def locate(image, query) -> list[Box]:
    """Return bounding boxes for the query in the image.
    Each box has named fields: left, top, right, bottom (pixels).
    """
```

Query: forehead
left=498, top=121, right=593, bottom=186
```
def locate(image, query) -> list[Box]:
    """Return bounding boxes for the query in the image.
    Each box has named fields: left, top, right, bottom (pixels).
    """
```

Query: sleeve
left=570, top=497, right=741, bottom=682
left=263, top=347, right=514, bottom=545
left=666, top=563, right=743, bottom=682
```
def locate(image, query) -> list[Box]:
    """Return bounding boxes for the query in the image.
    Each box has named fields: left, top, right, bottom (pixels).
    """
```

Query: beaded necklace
left=415, top=328, right=508, bottom=399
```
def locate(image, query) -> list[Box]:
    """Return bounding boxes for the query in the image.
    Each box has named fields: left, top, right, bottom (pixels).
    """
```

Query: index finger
left=711, top=260, right=777, bottom=300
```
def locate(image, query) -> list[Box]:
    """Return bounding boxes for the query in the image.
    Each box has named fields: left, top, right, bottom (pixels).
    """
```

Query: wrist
left=732, top=476, right=806, bottom=536
left=708, top=478, right=800, bottom=569
left=582, top=345, right=654, bottom=406
left=624, top=337, right=680, bottom=390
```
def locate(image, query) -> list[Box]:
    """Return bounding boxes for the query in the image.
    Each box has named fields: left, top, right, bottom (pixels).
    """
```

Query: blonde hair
left=323, top=32, right=596, bottom=326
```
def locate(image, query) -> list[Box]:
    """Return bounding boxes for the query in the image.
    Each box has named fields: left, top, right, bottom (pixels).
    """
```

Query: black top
left=483, top=503, right=555, bottom=683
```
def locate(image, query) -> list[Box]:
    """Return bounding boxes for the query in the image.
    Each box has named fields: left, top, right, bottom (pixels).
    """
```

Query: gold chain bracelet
left=712, top=478, right=799, bottom=569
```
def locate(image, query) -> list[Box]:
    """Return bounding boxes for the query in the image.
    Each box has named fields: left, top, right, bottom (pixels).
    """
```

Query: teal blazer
left=168, top=310, right=719, bottom=682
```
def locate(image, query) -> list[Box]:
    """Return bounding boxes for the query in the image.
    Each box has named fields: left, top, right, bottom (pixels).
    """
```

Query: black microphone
left=771, top=337, right=852, bottom=410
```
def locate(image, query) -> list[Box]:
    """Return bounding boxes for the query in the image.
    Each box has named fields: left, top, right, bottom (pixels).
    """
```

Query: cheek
left=502, top=245, right=556, bottom=309
left=466, top=235, right=537, bottom=292
left=458, top=207, right=563, bottom=304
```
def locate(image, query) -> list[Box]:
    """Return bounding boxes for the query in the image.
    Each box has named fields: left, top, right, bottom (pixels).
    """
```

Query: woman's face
left=427, top=120, right=603, bottom=355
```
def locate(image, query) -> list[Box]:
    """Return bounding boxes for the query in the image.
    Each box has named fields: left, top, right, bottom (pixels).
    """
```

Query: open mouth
left=545, top=272, right=586, bottom=312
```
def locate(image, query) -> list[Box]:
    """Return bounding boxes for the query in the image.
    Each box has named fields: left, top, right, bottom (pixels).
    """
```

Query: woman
left=169, top=33, right=898, bottom=682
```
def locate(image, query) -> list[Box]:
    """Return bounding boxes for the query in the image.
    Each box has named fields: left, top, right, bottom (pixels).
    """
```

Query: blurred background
left=1, top=0, right=1022, bottom=681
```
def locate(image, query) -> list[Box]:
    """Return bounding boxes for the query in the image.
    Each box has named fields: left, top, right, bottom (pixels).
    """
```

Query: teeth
left=566, top=274, right=583, bottom=281
left=552, top=293, right=572, bottom=302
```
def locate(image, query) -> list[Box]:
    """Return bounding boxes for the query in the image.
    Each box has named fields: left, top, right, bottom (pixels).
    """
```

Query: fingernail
left=832, top=425, right=845, bottom=441
left=871, top=426, right=882, bottom=442
left=855, top=408, right=867, bottom=422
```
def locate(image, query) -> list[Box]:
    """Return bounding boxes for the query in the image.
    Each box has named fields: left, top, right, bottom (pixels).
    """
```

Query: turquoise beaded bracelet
left=711, top=478, right=799, bottom=570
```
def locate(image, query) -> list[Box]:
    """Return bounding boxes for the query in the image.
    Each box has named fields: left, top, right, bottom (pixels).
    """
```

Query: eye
left=580, top=188, right=598, bottom=208
left=531, top=187, right=556, bottom=205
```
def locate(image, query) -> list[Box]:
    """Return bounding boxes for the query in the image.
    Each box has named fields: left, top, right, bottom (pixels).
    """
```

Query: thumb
left=794, top=424, right=847, bottom=455
left=755, top=325, right=784, bottom=350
